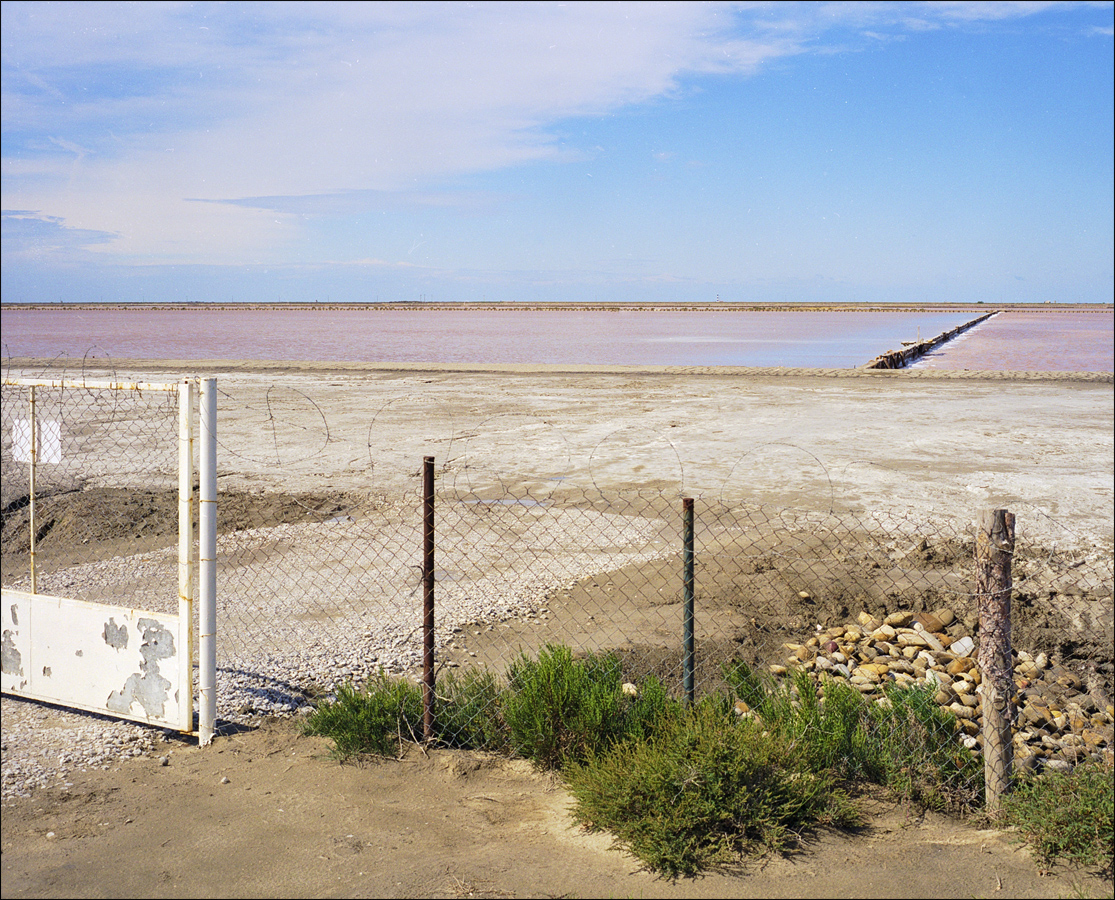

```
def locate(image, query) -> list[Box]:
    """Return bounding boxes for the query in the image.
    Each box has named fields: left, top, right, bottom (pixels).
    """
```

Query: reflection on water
left=912, top=310, right=1112, bottom=373
left=2, top=306, right=1111, bottom=371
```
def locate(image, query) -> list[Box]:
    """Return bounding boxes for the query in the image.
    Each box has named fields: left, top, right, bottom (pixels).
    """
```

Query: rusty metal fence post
left=422, top=455, right=436, bottom=742
left=683, top=497, right=695, bottom=705
left=976, top=507, right=1016, bottom=815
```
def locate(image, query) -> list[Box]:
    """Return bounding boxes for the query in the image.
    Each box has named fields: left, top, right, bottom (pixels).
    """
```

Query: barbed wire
left=2, top=373, right=1112, bottom=802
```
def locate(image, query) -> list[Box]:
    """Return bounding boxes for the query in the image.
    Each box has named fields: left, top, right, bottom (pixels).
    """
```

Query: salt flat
left=8, top=360, right=1113, bottom=548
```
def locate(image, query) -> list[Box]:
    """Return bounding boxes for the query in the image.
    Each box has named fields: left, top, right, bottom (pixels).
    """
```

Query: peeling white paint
left=0, top=589, right=191, bottom=731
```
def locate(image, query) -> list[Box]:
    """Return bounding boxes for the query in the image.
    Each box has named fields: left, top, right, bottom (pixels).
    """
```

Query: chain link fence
left=1, top=379, right=183, bottom=609
left=3, top=374, right=1112, bottom=809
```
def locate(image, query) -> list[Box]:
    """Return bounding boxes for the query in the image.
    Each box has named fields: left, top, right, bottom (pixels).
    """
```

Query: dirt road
left=3, top=717, right=1111, bottom=900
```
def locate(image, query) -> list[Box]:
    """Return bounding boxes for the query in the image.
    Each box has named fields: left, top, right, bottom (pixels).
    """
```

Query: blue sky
left=2, top=1, right=1112, bottom=305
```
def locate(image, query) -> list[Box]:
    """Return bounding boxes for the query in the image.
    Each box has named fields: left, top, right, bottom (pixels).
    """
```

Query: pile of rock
left=769, top=607, right=1114, bottom=774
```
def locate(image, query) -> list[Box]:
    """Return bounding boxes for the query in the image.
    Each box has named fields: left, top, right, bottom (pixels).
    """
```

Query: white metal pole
left=178, top=378, right=196, bottom=734
left=29, top=385, right=37, bottom=594
left=199, top=377, right=217, bottom=745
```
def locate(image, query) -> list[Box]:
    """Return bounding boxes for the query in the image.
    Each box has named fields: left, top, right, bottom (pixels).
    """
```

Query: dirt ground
left=2, top=361, right=1113, bottom=899
left=2, top=716, right=1112, bottom=900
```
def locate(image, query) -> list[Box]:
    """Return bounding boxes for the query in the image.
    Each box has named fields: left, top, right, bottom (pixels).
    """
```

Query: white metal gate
left=1, top=377, right=217, bottom=743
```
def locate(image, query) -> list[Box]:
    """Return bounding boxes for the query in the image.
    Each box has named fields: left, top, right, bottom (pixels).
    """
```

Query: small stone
left=1022, top=703, right=1055, bottom=728
left=884, top=611, right=913, bottom=628
left=949, top=702, right=977, bottom=721
left=1083, top=728, right=1113, bottom=750
left=913, top=628, right=945, bottom=652
left=220, top=776, right=230, bottom=784
left=888, top=659, right=915, bottom=676
left=949, top=636, right=976, bottom=659
left=913, top=612, right=945, bottom=634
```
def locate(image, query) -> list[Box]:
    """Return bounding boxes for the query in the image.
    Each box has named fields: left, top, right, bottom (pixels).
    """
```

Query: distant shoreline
left=6, top=357, right=1111, bottom=383
left=2, top=301, right=1111, bottom=313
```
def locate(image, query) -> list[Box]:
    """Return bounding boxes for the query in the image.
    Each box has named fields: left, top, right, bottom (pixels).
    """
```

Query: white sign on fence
left=12, top=418, right=62, bottom=464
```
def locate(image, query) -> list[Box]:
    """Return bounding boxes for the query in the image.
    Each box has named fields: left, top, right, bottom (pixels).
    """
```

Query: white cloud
left=2, top=1, right=1108, bottom=267
left=6, top=2, right=804, bottom=262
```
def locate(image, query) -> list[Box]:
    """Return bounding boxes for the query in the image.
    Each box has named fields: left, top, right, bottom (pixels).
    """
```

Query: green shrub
left=723, top=662, right=877, bottom=780
left=302, top=671, right=423, bottom=760
left=566, top=699, right=861, bottom=877
left=722, top=658, right=784, bottom=720
left=866, top=683, right=983, bottom=811
left=723, top=661, right=982, bottom=811
left=780, top=672, right=879, bottom=782
left=622, top=673, right=672, bottom=743
left=503, top=643, right=666, bottom=770
left=300, top=647, right=1106, bottom=881
left=435, top=669, right=509, bottom=752
left=1003, top=757, right=1114, bottom=874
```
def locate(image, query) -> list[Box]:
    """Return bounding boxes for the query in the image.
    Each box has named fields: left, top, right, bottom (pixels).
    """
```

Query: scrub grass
left=564, top=698, right=861, bottom=877
left=1002, top=757, right=1114, bottom=876
left=302, top=646, right=1105, bottom=878
left=503, top=643, right=670, bottom=770
left=303, top=672, right=423, bottom=759
left=723, top=660, right=984, bottom=811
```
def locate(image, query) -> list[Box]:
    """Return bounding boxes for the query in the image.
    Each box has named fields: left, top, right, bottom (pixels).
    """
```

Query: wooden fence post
left=976, top=508, right=1016, bottom=816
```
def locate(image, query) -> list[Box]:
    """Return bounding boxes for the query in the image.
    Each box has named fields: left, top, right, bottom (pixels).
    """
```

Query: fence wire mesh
left=1, top=380, right=183, bottom=612
left=3, top=375, right=1112, bottom=809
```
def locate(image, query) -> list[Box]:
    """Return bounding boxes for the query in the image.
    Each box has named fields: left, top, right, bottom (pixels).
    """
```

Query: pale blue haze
left=2, top=2, right=1112, bottom=305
